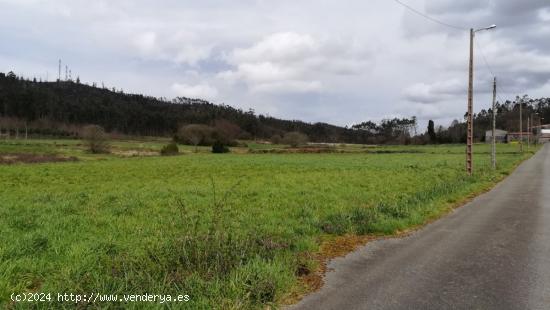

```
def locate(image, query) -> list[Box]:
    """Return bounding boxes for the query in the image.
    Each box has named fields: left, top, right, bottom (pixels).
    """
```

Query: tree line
left=425, top=95, right=550, bottom=144
left=0, top=71, right=376, bottom=143
left=1, top=71, right=548, bottom=145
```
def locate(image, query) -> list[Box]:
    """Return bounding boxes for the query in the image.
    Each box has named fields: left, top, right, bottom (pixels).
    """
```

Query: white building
left=485, top=129, right=507, bottom=143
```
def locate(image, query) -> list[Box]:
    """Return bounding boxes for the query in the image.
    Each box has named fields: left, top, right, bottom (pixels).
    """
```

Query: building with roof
left=538, top=124, right=550, bottom=143
left=485, top=129, right=507, bottom=143
left=507, top=132, right=534, bottom=143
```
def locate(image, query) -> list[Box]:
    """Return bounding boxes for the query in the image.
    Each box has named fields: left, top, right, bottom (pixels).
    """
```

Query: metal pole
left=467, top=28, right=474, bottom=175
left=492, top=77, right=496, bottom=169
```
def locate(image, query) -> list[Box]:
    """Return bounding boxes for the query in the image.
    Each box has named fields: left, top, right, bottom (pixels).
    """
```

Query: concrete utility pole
left=58, top=59, right=61, bottom=81
left=492, top=77, right=497, bottom=169
left=466, top=24, right=496, bottom=176
left=520, top=98, right=523, bottom=152
left=527, top=116, right=530, bottom=150
left=467, top=28, right=474, bottom=175
left=539, top=116, right=543, bottom=144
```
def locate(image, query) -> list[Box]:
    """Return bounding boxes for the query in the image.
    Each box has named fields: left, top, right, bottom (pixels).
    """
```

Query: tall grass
left=0, top=142, right=538, bottom=308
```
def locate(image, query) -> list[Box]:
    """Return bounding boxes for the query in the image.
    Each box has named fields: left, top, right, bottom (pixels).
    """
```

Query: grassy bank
left=0, top=140, right=538, bottom=309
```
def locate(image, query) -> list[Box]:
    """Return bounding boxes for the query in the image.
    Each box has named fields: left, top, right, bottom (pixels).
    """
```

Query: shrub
left=176, top=124, right=215, bottom=151
left=283, top=131, right=308, bottom=147
left=214, top=119, right=241, bottom=146
left=238, top=131, right=252, bottom=140
left=270, top=134, right=283, bottom=144
left=82, top=125, right=109, bottom=153
left=212, top=141, right=230, bottom=153
left=160, top=142, right=179, bottom=156
left=175, top=122, right=243, bottom=150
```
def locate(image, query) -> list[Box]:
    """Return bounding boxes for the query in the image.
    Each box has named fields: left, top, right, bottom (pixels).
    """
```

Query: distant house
left=485, top=129, right=507, bottom=143
left=539, top=125, right=550, bottom=143
left=506, top=132, right=534, bottom=143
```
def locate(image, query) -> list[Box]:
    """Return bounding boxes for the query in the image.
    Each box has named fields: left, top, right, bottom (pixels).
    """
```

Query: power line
left=392, top=0, right=467, bottom=31
left=392, top=1, right=514, bottom=109
left=474, top=40, right=510, bottom=103
left=474, top=40, right=496, bottom=77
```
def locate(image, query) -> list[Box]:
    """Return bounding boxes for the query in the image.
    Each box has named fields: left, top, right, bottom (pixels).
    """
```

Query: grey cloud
left=425, top=0, right=490, bottom=14
left=0, top=0, right=548, bottom=128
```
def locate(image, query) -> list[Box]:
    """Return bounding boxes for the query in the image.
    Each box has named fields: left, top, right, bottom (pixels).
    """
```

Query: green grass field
left=0, top=139, right=538, bottom=309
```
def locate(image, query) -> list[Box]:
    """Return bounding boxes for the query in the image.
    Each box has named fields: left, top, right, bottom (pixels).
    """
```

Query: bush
left=283, top=131, right=308, bottom=147
left=270, top=134, right=283, bottom=144
left=214, top=119, right=241, bottom=146
left=212, top=141, right=230, bottom=153
left=82, top=125, right=109, bottom=153
left=176, top=124, right=215, bottom=151
left=160, top=142, right=179, bottom=156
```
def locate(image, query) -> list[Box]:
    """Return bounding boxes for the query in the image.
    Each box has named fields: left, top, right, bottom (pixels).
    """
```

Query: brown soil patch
left=306, top=235, right=373, bottom=288
left=111, top=150, right=159, bottom=157
left=282, top=234, right=374, bottom=304
left=0, top=153, right=78, bottom=164
left=250, top=147, right=342, bottom=154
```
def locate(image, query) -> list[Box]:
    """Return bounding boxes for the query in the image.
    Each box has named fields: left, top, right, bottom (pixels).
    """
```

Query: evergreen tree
left=427, top=120, right=436, bottom=143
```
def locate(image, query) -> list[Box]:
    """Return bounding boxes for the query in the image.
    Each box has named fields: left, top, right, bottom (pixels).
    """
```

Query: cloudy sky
left=1, top=0, right=549, bottom=128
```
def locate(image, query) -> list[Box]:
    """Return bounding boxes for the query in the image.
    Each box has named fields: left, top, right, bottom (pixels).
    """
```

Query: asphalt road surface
left=293, top=144, right=550, bottom=310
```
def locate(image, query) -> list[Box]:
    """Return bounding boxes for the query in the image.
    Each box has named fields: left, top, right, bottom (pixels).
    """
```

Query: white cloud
left=219, top=32, right=371, bottom=94
left=131, top=30, right=212, bottom=66
left=171, top=83, right=218, bottom=100
left=232, top=32, right=317, bottom=64
left=404, top=79, right=464, bottom=104
left=133, top=31, right=158, bottom=56
left=251, top=80, right=322, bottom=94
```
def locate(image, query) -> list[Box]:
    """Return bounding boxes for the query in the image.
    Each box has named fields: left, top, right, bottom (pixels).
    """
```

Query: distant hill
left=0, top=71, right=373, bottom=143
left=4, top=71, right=543, bottom=145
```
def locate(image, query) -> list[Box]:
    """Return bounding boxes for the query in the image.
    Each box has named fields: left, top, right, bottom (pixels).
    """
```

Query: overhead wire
left=392, top=0, right=467, bottom=31
left=392, top=0, right=515, bottom=107
left=475, top=40, right=510, bottom=104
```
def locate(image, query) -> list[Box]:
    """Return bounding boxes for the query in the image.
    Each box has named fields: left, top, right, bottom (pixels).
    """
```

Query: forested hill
left=0, top=71, right=372, bottom=142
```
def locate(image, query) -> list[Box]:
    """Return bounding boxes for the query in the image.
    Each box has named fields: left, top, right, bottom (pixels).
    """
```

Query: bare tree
left=177, top=124, right=214, bottom=152
left=214, top=119, right=241, bottom=145
left=283, top=131, right=309, bottom=147
left=82, top=125, right=110, bottom=153
left=270, top=134, right=283, bottom=144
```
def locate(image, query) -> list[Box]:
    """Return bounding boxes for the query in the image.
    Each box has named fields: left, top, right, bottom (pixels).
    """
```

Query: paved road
left=293, top=144, right=550, bottom=310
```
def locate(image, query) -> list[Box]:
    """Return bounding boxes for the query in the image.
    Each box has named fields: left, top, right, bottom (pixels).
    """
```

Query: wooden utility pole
left=467, top=28, right=474, bottom=176
left=492, top=77, right=497, bottom=169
